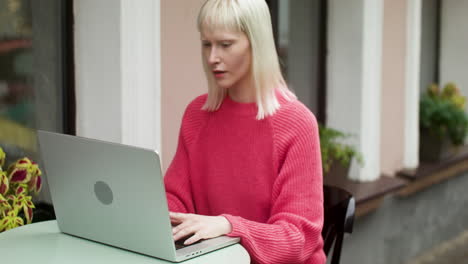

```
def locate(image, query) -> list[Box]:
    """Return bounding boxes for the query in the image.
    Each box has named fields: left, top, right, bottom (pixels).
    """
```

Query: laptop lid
left=37, top=130, right=182, bottom=261
left=38, top=131, right=240, bottom=262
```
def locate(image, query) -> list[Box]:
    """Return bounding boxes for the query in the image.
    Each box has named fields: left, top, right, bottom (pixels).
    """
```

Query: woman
left=164, top=0, right=326, bottom=263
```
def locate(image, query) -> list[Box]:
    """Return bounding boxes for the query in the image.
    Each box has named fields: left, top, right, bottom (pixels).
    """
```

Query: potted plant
left=0, top=146, right=43, bottom=232
left=419, top=83, right=468, bottom=162
left=319, top=125, right=363, bottom=179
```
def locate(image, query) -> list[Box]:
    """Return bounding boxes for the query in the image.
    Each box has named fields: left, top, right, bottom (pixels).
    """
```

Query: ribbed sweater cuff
left=222, top=214, right=246, bottom=238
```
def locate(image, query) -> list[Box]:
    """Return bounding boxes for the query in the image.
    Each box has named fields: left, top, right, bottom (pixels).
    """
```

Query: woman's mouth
left=213, top=70, right=227, bottom=78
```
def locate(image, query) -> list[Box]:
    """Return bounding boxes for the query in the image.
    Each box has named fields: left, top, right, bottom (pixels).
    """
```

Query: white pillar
left=74, top=0, right=161, bottom=152
left=121, top=0, right=161, bottom=152
left=327, top=0, right=383, bottom=182
left=74, top=0, right=122, bottom=143
left=404, top=0, right=422, bottom=169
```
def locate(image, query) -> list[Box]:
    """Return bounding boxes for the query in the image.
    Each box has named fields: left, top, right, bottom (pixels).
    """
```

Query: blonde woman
left=164, top=0, right=326, bottom=263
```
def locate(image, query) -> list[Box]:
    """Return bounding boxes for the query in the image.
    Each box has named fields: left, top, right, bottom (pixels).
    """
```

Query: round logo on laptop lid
left=94, top=181, right=113, bottom=205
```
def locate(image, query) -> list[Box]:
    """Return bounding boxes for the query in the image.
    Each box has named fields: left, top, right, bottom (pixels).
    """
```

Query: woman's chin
left=215, top=82, right=232, bottom=90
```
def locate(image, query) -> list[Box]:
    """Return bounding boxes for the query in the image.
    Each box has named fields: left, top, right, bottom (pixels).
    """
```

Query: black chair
left=322, top=185, right=355, bottom=264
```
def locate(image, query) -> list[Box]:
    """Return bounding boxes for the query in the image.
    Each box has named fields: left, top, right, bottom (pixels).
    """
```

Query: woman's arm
left=222, top=109, right=325, bottom=264
left=164, top=97, right=205, bottom=214
left=164, top=128, right=195, bottom=214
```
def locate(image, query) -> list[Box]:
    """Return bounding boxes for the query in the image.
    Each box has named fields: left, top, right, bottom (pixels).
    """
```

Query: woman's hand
left=170, top=212, right=233, bottom=245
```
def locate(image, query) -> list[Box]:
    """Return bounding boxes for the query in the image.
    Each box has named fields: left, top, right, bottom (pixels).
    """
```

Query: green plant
left=0, top=147, right=42, bottom=232
left=420, top=83, right=468, bottom=146
left=319, top=125, right=363, bottom=174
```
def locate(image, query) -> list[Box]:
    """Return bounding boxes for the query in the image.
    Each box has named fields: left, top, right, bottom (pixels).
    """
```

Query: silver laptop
left=37, top=130, right=240, bottom=262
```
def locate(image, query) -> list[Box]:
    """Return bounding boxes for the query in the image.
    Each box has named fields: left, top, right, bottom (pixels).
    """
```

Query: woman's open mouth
left=213, top=70, right=227, bottom=78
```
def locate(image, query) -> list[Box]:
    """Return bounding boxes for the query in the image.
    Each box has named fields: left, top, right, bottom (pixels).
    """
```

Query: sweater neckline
left=219, top=88, right=291, bottom=117
left=221, top=94, right=258, bottom=116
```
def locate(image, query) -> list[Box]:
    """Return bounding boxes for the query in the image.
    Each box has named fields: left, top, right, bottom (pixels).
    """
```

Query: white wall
left=74, top=0, right=161, bottom=151
left=440, top=0, right=468, bottom=111
left=160, top=0, right=206, bottom=171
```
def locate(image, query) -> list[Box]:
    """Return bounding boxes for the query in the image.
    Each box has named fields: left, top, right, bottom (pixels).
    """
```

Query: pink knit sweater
left=164, top=92, right=326, bottom=264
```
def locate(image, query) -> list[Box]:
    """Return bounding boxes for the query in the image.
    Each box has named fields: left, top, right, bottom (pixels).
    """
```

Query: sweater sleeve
left=223, top=107, right=325, bottom=264
left=164, top=124, right=195, bottom=213
left=163, top=97, right=205, bottom=214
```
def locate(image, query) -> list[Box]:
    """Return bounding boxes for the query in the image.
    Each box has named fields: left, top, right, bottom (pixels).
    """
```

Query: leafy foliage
left=420, top=83, right=468, bottom=146
left=319, top=125, right=363, bottom=174
left=0, top=147, right=42, bottom=232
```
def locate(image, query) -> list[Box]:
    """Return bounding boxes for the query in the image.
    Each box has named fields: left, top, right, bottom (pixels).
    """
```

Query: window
left=266, top=0, right=327, bottom=123
left=420, top=0, right=441, bottom=92
left=0, top=0, right=74, bottom=200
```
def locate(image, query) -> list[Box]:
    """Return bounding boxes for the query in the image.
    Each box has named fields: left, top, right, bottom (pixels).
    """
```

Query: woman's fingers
left=169, top=212, right=187, bottom=220
left=169, top=212, right=189, bottom=225
left=169, top=214, right=232, bottom=245
left=172, top=218, right=194, bottom=234
left=185, top=232, right=203, bottom=245
left=173, top=222, right=199, bottom=242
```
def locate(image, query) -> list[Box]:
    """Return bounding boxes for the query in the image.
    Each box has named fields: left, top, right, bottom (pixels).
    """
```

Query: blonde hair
left=197, top=0, right=296, bottom=119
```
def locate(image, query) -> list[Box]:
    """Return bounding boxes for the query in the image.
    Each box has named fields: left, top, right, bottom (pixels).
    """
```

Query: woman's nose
left=208, top=48, right=220, bottom=64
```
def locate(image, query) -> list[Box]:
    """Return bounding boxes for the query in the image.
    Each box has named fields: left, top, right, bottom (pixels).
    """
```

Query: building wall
left=339, top=173, right=468, bottom=264
left=379, top=0, right=406, bottom=176
left=161, top=0, right=206, bottom=171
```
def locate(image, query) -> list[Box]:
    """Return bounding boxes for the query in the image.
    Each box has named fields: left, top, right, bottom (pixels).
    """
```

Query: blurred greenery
left=319, top=124, right=364, bottom=174
left=420, top=83, right=468, bottom=146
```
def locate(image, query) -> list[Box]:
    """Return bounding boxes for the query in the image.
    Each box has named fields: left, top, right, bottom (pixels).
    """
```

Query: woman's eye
left=202, top=43, right=211, bottom=47
left=221, top=43, right=231, bottom=48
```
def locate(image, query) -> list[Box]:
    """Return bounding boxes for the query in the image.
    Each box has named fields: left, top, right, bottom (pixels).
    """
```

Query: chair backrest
left=322, top=185, right=355, bottom=264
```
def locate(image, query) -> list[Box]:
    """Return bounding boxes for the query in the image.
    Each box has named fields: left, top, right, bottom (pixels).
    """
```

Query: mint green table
left=0, top=220, right=250, bottom=263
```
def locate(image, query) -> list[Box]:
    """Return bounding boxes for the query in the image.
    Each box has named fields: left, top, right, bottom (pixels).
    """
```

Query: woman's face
left=201, top=28, right=253, bottom=93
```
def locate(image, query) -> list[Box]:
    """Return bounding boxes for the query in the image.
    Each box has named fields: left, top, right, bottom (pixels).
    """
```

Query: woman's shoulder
left=182, top=94, right=208, bottom=118
left=181, top=94, right=209, bottom=129
left=269, top=98, right=320, bottom=159
left=185, top=93, right=208, bottom=113
left=272, top=98, right=318, bottom=132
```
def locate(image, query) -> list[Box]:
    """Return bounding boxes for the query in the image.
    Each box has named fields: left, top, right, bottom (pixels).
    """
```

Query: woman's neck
left=227, top=76, right=256, bottom=103
left=228, top=89, right=255, bottom=103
